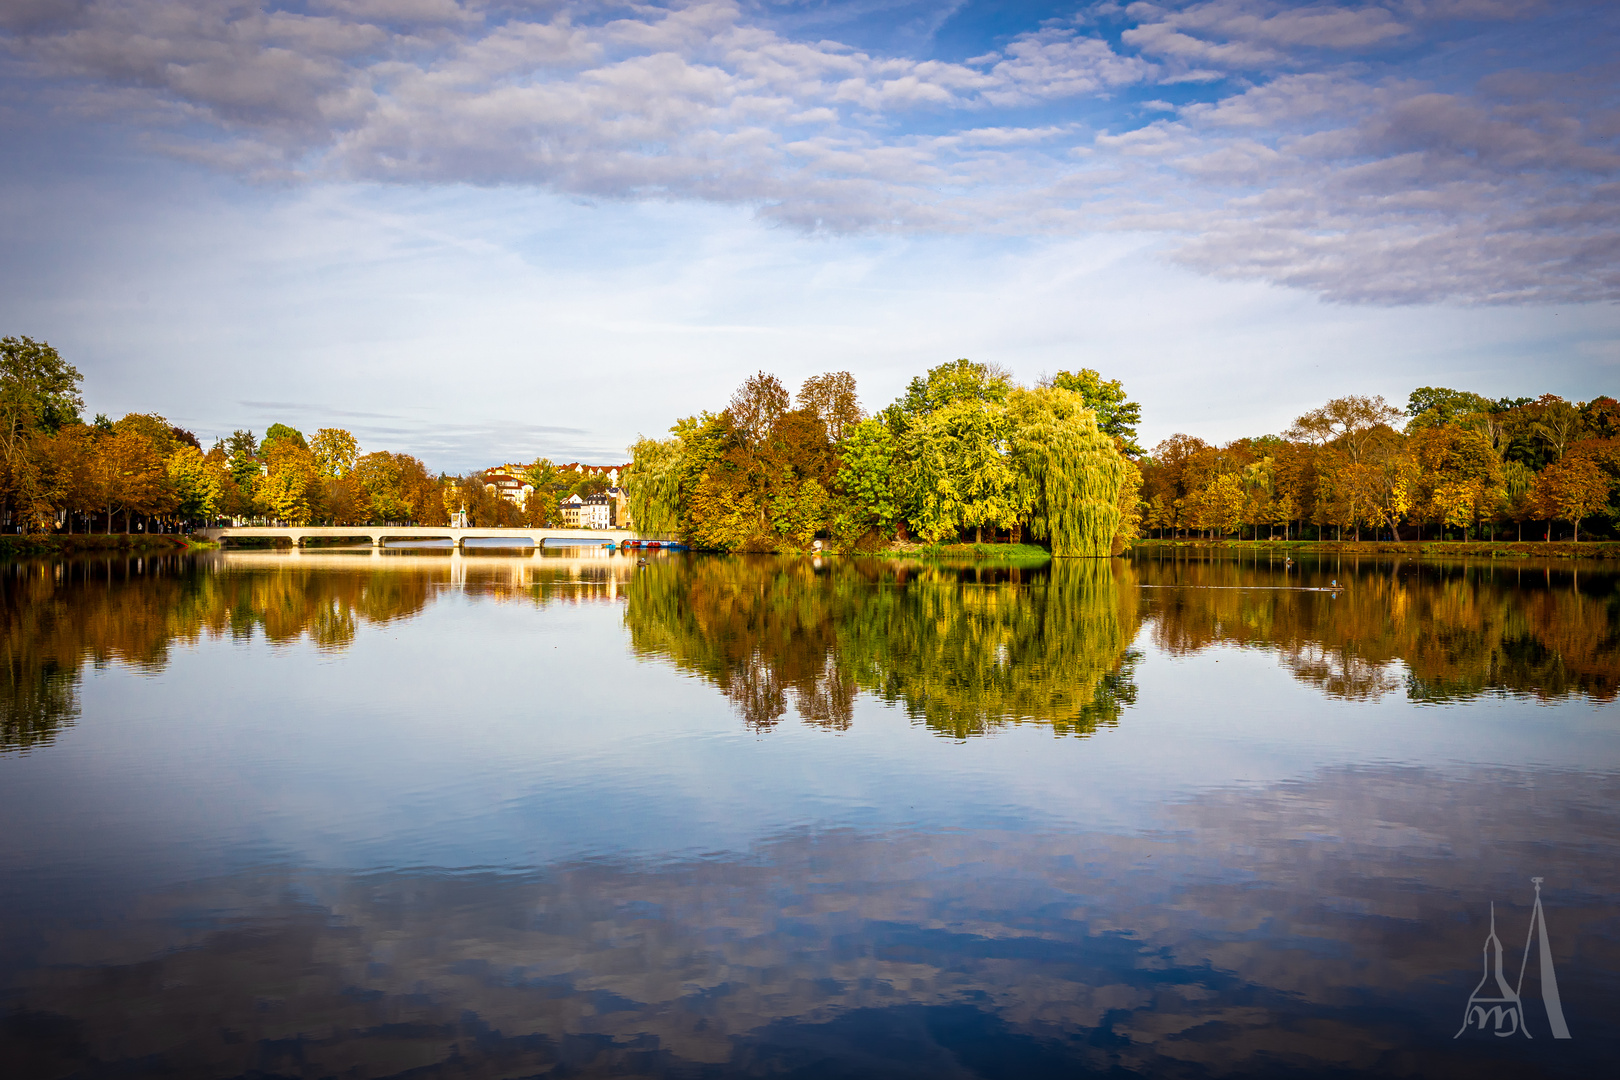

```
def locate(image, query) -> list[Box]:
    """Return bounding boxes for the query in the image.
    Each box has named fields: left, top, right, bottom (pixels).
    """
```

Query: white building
left=483, top=471, right=534, bottom=507
left=560, top=493, right=613, bottom=529
left=581, top=493, right=612, bottom=529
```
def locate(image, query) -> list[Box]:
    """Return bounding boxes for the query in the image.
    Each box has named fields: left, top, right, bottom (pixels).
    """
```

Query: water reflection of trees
left=1135, top=553, right=1620, bottom=703
left=1, top=552, right=639, bottom=752
left=624, top=557, right=1143, bottom=737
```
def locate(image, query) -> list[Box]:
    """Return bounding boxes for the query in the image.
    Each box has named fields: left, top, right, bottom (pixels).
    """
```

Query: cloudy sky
left=2, top=0, right=1616, bottom=469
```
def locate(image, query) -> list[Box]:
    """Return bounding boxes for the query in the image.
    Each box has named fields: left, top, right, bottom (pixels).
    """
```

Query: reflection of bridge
left=211, top=547, right=644, bottom=595
left=195, top=526, right=642, bottom=548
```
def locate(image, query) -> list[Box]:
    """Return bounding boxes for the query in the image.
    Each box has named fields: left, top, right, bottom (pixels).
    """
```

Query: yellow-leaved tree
left=1007, top=386, right=1128, bottom=557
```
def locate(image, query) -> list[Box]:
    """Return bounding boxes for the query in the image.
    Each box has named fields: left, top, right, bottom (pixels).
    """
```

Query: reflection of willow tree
left=625, top=557, right=1142, bottom=737
left=1137, top=554, right=1619, bottom=703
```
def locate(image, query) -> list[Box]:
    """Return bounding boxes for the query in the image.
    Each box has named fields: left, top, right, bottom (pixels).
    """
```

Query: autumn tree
left=32, top=424, right=97, bottom=531
left=798, top=372, right=864, bottom=442
left=310, top=428, right=360, bottom=478
left=1411, top=425, right=1503, bottom=539
left=1140, top=434, right=1210, bottom=537
left=728, top=372, right=790, bottom=449
left=1288, top=394, right=1403, bottom=464
left=89, top=426, right=168, bottom=532
left=1581, top=396, right=1620, bottom=440
left=354, top=451, right=441, bottom=524
left=682, top=391, right=841, bottom=551
left=1532, top=455, right=1609, bottom=542
left=260, top=436, right=322, bottom=525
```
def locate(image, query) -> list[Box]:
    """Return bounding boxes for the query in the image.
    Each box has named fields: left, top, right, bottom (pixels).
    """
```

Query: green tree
left=893, top=359, right=1015, bottom=542
left=1007, top=386, right=1129, bottom=557
left=833, top=416, right=902, bottom=540
left=1406, top=387, right=1492, bottom=427
left=903, top=395, right=1019, bottom=542
left=624, top=434, right=687, bottom=538
left=1045, top=369, right=1143, bottom=456
left=166, top=445, right=223, bottom=523
left=263, top=423, right=308, bottom=453
left=0, top=336, right=84, bottom=528
left=1525, top=394, right=1582, bottom=463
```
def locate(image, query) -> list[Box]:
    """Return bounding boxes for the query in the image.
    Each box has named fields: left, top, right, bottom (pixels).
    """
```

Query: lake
left=2, top=546, right=1616, bottom=1078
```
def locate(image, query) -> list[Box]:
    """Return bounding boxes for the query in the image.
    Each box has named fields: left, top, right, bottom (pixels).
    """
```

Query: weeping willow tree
left=1008, top=386, right=1129, bottom=557
left=624, top=434, right=685, bottom=538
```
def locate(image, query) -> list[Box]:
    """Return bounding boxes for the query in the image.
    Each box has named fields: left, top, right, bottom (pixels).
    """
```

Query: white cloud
left=2, top=0, right=1616, bottom=304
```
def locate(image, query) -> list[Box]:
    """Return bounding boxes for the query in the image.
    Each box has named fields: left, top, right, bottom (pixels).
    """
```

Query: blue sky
left=2, top=1, right=1616, bottom=470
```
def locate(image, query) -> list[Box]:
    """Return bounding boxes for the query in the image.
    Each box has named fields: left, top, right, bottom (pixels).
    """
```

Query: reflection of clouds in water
left=5, top=765, right=1616, bottom=1076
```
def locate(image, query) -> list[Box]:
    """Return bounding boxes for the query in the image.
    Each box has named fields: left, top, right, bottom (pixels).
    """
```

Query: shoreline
left=0, top=534, right=195, bottom=558
left=1130, top=538, right=1620, bottom=559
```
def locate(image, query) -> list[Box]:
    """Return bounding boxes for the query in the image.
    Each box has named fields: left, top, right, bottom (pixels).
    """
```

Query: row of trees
left=0, top=335, right=618, bottom=534
left=626, top=363, right=1142, bottom=556
left=1139, top=389, right=1620, bottom=542
left=0, top=336, right=452, bottom=532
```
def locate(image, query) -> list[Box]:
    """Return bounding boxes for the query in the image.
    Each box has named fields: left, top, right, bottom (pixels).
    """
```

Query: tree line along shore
left=0, top=337, right=622, bottom=540
left=621, top=366, right=1618, bottom=553
left=3, top=335, right=1617, bottom=557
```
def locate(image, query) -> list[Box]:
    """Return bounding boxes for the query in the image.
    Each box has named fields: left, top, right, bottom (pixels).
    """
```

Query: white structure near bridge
left=194, top=525, right=643, bottom=548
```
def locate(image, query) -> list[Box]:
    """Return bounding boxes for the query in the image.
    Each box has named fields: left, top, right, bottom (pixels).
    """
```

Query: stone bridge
left=194, top=525, right=646, bottom=548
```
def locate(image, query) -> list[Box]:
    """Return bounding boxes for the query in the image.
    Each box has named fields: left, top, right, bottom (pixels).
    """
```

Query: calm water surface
left=2, top=546, right=1616, bottom=1078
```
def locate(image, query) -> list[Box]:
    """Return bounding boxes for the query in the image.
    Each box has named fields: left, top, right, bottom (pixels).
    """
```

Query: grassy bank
left=870, top=541, right=1053, bottom=565
left=1131, top=538, right=1620, bottom=560
left=0, top=533, right=192, bottom=558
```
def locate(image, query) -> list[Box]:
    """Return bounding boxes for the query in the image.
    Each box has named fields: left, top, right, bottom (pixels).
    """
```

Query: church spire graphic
left=1455, top=879, right=1571, bottom=1040
left=1456, top=902, right=1527, bottom=1037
